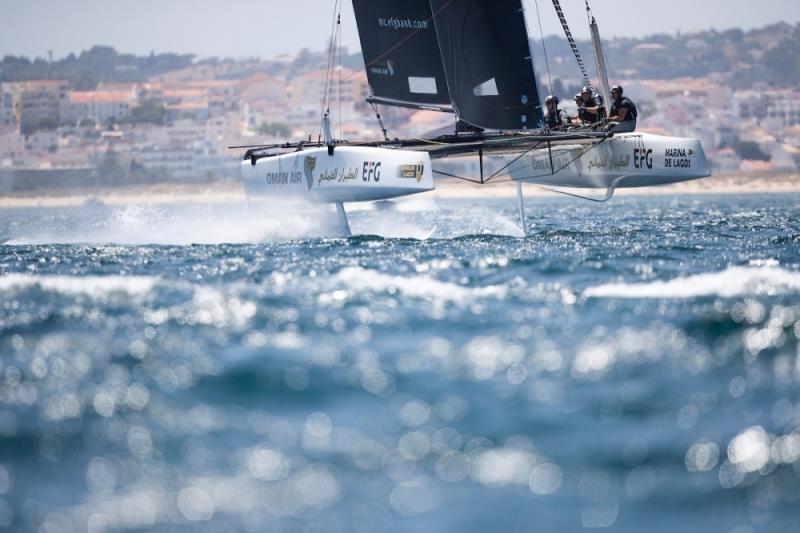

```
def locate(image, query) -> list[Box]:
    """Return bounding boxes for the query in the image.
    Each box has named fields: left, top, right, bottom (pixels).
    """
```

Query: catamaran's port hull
left=508, top=132, right=710, bottom=189
left=242, top=146, right=434, bottom=204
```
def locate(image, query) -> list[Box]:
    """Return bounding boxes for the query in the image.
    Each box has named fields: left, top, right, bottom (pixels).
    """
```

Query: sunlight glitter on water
left=1, top=195, right=800, bottom=532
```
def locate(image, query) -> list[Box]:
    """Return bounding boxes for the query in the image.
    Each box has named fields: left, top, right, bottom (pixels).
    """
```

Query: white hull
left=507, top=133, right=710, bottom=189
left=242, top=146, right=434, bottom=204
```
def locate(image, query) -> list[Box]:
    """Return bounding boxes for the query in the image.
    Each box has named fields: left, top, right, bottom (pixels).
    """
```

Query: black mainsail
left=352, top=0, right=452, bottom=111
left=429, top=0, right=542, bottom=130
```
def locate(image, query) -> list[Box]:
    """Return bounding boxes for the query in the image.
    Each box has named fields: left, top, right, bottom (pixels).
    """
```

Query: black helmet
left=545, top=95, right=559, bottom=105
left=611, top=85, right=623, bottom=96
left=581, top=86, right=592, bottom=94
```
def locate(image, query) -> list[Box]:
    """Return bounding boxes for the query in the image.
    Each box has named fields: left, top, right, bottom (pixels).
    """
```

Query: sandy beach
left=0, top=172, right=798, bottom=208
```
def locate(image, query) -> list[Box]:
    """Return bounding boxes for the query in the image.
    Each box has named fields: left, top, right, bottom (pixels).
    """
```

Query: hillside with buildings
left=0, top=23, right=798, bottom=193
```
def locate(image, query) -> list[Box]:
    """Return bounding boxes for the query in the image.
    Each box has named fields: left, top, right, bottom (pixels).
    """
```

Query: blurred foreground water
left=0, top=194, right=799, bottom=532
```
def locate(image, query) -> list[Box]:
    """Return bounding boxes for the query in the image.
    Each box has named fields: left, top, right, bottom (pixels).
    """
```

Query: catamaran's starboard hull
left=508, top=133, right=710, bottom=189
left=242, top=146, right=434, bottom=203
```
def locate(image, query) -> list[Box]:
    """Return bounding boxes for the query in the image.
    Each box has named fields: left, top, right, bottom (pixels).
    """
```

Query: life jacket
left=611, top=97, right=638, bottom=122
left=547, top=109, right=565, bottom=129
left=580, top=96, right=605, bottom=123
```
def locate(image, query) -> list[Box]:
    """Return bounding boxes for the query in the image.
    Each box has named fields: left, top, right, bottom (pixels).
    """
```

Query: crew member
left=544, top=95, right=567, bottom=130
left=607, top=85, right=637, bottom=133
left=579, top=86, right=605, bottom=124
left=571, top=93, right=584, bottom=124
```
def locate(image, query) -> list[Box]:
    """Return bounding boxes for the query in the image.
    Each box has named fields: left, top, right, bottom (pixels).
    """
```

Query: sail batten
left=352, top=0, right=452, bottom=110
left=366, top=95, right=453, bottom=113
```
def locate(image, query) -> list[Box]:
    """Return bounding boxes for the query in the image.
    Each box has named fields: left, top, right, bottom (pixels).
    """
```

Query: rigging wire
left=371, top=101, right=390, bottom=141
left=337, top=0, right=456, bottom=88
left=363, top=0, right=455, bottom=74
left=320, top=0, right=459, bottom=140
left=585, top=0, right=614, bottom=89
left=338, top=14, right=343, bottom=140
left=583, top=0, right=615, bottom=84
left=532, top=0, right=554, bottom=96
left=319, top=0, right=342, bottom=140
left=551, top=0, right=593, bottom=91
left=321, top=0, right=341, bottom=118
left=328, top=0, right=458, bottom=138
left=433, top=134, right=611, bottom=186
left=584, top=0, right=616, bottom=113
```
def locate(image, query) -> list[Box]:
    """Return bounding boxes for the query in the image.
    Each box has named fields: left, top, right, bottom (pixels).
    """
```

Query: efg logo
left=362, top=161, right=381, bottom=182
left=634, top=148, right=653, bottom=170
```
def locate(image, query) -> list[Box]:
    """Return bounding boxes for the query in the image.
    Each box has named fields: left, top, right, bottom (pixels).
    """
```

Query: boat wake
left=1, top=199, right=534, bottom=245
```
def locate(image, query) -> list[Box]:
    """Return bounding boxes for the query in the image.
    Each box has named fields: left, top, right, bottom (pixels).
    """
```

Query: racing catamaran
left=238, top=0, right=710, bottom=235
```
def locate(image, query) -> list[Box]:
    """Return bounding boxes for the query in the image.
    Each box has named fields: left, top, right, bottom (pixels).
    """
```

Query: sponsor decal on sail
left=377, top=17, right=429, bottom=31
left=370, top=60, right=395, bottom=77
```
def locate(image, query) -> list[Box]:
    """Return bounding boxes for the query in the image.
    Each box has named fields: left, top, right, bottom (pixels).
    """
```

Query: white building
left=710, top=147, right=742, bottom=172
left=23, top=130, right=60, bottom=153
left=765, top=96, right=800, bottom=129
left=11, top=80, right=67, bottom=134
left=131, top=145, right=195, bottom=179
left=0, top=128, right=25, bottom=163
left=61, top=91, right=134, bottom=125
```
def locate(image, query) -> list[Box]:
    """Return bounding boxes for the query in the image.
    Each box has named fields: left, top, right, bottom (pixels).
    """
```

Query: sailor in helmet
left=579, top=86, right=606, bottom=125
left=571, top=93, right=584, bottom=124
left=607, top=85, right=638, bottom=133
left=544, top=95, right=567, bottom=130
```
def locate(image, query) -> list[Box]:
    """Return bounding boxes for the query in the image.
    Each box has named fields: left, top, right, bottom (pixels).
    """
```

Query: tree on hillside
left=0, top=46, right=194, bottom=89
left=761, top=26, right=800, bottom=86
left=258, top=122, right=291, bottom=138
left=121, top=99, right=166, bottom=125
left=732, top=140, right=771, bottom=161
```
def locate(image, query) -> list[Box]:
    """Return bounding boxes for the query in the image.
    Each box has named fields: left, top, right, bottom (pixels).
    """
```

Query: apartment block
left=0, top=85, right=14, bottom=125
left=12, top=81, right=67, bottom=134
left=61, top=91, right=135, bottom=125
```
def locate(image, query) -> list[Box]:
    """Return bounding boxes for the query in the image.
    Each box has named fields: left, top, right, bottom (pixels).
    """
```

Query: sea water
left=0, top=194, right=799, bottom=532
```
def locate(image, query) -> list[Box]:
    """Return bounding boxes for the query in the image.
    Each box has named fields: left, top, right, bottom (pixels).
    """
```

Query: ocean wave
left=0, top=273, right=160, bottom=297
left=584, top=266, right=800, bottom=299
left=330, top=267, right=506, bottom=302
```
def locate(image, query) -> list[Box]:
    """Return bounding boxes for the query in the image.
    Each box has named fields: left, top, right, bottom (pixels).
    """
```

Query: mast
left=589, top=14, right=611, bottom=115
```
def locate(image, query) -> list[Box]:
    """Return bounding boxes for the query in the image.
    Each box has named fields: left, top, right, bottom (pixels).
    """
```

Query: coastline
left=0, top=172, right=798, bottom=208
